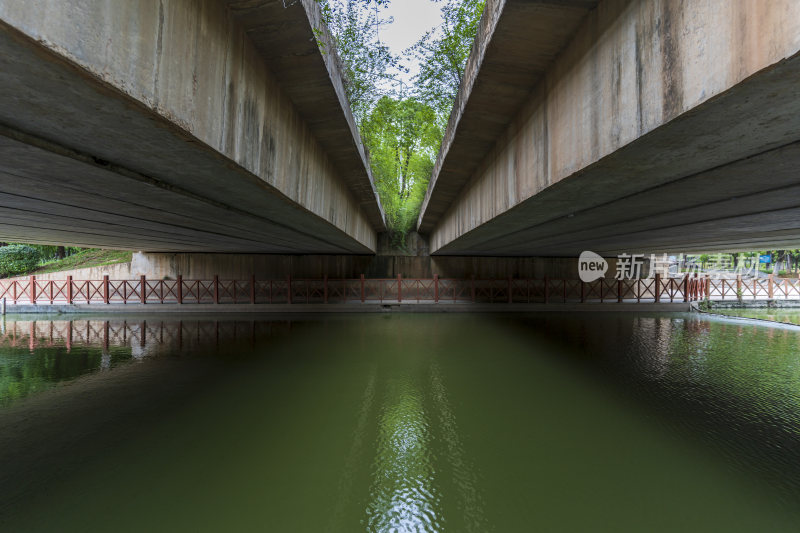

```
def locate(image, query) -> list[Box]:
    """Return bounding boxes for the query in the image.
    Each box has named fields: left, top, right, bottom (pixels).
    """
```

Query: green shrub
left=0, top=245, right=43, bottom=277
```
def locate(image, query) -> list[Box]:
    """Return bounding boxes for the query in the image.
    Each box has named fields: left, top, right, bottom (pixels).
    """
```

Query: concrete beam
left=0, top=0, right=384, bottom=253
left=417, top=0, right=599, bottom=234
left=420, top=0, right=800, bottom=256
left=225, top=0, right=386, bottom=230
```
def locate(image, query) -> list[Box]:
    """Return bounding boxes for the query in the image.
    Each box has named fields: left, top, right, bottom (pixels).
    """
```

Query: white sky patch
left=378, top=0, right=444, bottom=90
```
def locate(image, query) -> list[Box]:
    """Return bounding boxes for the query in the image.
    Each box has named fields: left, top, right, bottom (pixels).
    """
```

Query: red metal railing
left=5, top=273, right=797, bottom=305
left=0, top=273, right=745, bottom=305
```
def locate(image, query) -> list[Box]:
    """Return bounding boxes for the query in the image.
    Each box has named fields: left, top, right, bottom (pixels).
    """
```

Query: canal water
left=1, top=313, right=799, bottom=532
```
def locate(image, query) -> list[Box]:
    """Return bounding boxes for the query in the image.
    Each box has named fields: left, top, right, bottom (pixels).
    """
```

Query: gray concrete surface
left=0, top=0, right=384, bottom=253
left=5, top=251, right=622, bottom=280
left=419, top=0, right=800, bottom=256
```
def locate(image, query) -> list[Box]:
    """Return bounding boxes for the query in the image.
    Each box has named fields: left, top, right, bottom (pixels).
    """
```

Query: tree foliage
left=410, top=0, right=486, bottom=121
left=362, top=96, right=441, bottom=245
left=315, top=0, right=398, bottom=125
left=314, top=0, right=486, bottom=241
left=0, top=245, right=42, bottom=277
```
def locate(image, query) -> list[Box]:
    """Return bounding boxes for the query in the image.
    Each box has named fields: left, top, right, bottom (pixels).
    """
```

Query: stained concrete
left=125, top=252, right=622, bottom=280
left=4, top=251, right=625, bottom=281
left=0, top=0, right=384, bottom=253
left=420, top=0, right=800, bottom=256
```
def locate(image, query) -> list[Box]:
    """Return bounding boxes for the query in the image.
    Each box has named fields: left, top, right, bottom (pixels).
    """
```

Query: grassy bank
left=33, top=249, right=132, bottom=275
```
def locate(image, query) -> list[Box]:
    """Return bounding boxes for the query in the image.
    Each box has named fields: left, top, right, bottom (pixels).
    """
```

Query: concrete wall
left=8, top=262, right=135, bottom=282
left=428, top=0, right=800, bottom=253
left=6, top=252, right=629, bottom=281
left=0, top=0, right=378, bottom=251
left=117, top=253, right=625, bottom=280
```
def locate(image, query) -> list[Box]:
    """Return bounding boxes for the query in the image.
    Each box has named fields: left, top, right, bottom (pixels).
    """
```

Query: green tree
left=363, top=96, right=440, bottom=243
left=789, top=249, right=800, bottom=273
left=313, top=0, right=486, bottom=243
left=315, top=0, right=398, bottom=125
left=410, top=0, right=486, bottom=121
left=0, top=245, right=42, bottom=277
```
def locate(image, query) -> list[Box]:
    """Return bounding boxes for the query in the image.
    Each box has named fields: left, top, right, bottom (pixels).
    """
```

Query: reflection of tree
left=428, top=361, right=488, bottom=532
left=366, top=375, right=441, bottom=532
left=327, top=367, right=376, bottom=532
left=0, top=319, right=295, bottom=407
left=0, top=345, right=107, bottom=406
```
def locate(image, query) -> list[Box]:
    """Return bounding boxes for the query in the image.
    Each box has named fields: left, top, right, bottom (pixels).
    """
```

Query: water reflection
left=360, top=334, right=488, bottom=533
left=366, top=373, right=442, bottom=532
left=428, top=361, right=488, bottom=532
left=0, top=317, right=291, bottom=406
left=3, top=313, right=800, bottom=532
left=518, top=313, right=800, bottom=506
left=327, top=366, right=376, bottom=533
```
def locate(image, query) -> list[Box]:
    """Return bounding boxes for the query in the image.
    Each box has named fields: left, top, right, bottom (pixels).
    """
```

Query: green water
left=713, top=307, right=800, bottom=325
left=1, top=313, right=800, bottom=532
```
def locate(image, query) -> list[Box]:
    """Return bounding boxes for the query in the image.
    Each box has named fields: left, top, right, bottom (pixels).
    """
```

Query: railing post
left=12, top=280, right=17, bottom=304
left=251, top=275, right=256, bottom=304
left=654, top=273, right=661, bottom=303
left=544, top=275, right=549, bottom=304
left=398, top=274, right=402, bottom=302
left=736, top=274, right=742, bottom=299
left=508, top=276, right=513, bottom=304
left=360, top=274, right=365, bottom=303
left=580, top=280, right=585, bottom=303
left=177, top=275, right=183, bottom=304
left=66, top=275, right=73, bottom=304
left=683, top=274, right=689, bottom=302
left=768, top=274, right=774, bottom=299
left=30, top=275, right=36, bottom=304
left=140, top=275, right=146, bottom=304
left=214, top=275, right=220, bottom=304
left=103, top=275, right=110, bottom=304
left=617, top=279, right=623, bottom=303
left=434, top=274, right=439, bottom=303
left=323, top=274, right=328, bottom=304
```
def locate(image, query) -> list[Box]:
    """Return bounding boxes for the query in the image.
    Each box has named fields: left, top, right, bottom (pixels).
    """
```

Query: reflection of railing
left=0, top=273, right=723, bottom=305
left=0, top=319, right=291, bottom=351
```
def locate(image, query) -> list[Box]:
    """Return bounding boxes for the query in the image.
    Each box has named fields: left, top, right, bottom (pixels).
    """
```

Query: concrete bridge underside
left=419, top=0, right=800, bottom=256
left=0, top=0, right=384, bottom=254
